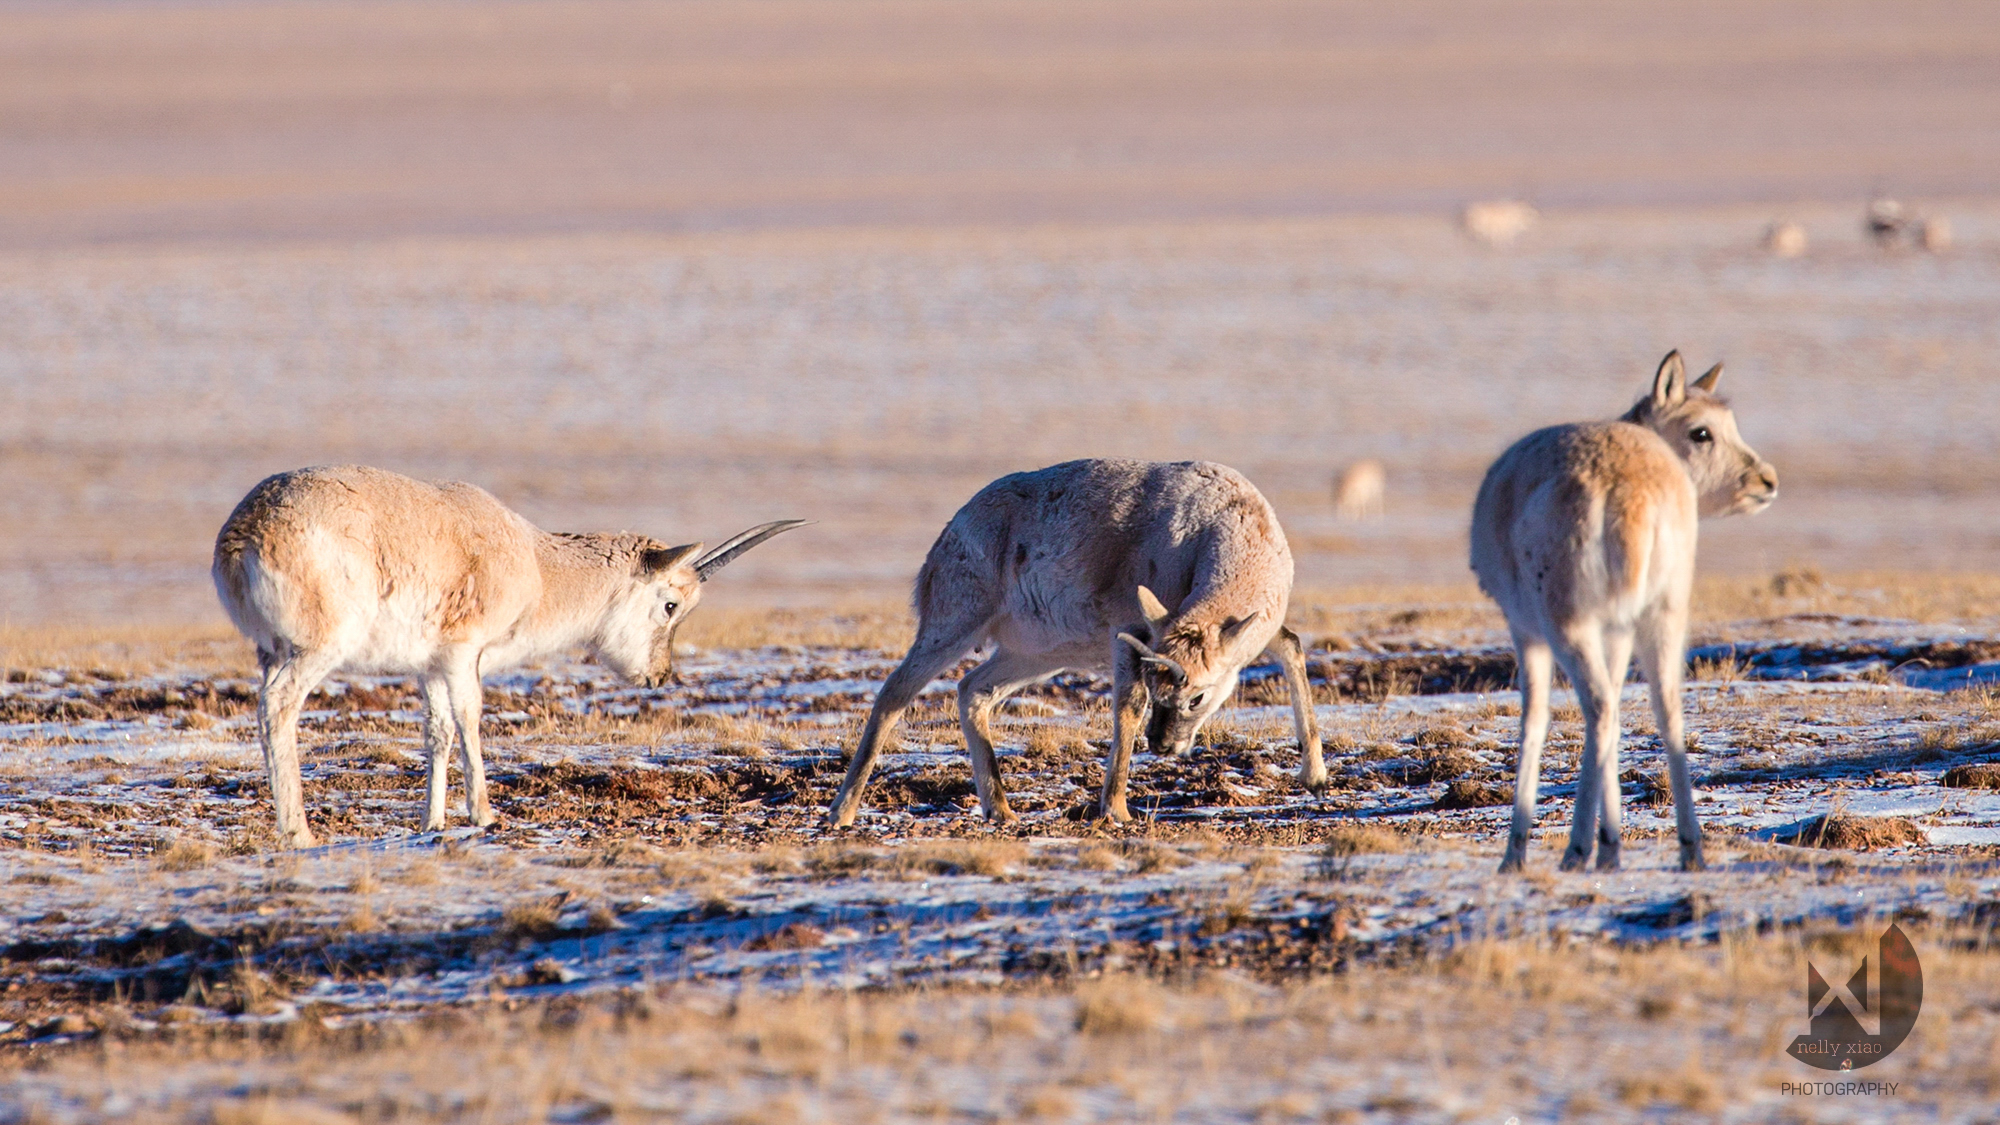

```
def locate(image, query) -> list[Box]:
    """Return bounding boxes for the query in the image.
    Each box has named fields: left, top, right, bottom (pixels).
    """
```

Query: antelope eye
left=662, top=601, right=680, bottom=616
left=1185, top=692, right=1206, bottom=712
left=1689, top=426, right=1713, bottom=444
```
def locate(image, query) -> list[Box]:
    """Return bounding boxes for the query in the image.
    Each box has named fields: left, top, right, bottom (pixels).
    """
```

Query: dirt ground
left=2, top=585, right=2000, bottom=1121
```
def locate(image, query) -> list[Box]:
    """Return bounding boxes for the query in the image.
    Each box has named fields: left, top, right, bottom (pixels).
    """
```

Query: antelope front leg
left=1100, top=642, right=1148, bottom=822
left=419, top=674, right=456, bottom=831
left=1269, top=626, right=1327, bottom=792
left=828, top=632, right=976, bottom=828
left=443, top=661, right=495, bottom=828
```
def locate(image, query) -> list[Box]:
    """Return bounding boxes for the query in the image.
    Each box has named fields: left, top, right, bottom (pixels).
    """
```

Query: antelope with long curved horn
left=213, top=465, right=806, bottom=847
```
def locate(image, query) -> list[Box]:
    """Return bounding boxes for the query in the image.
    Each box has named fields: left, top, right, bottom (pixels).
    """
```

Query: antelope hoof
left=281, top=828, right=318, bottom=850
left=422, top=817, right=447, bottom=833
left=1100, top=798, right=1133, bottom=824
left=1301, top=767, right=1331, bottom=795
left=1557, top=848, right=1591, bottom=873
left=1594, top=851, right=1621, bottom=873
left=1497, top=846, right=1528, bottom=874
left=986, top=802, right=1020, bottom=827
left=1680, top=842, right=1707, bottom=872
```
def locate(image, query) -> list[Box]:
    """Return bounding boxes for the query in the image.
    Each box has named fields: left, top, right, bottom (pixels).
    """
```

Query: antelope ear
left=1136, top=585, right=1171, bottom=629
left=1218, top=612, right=1262, bottom=644
left=638, top=542, right=702, bottom=576
left=1651, top=350, right=1687, bottom=408
left=1692, top=362, right=1723, bottom=392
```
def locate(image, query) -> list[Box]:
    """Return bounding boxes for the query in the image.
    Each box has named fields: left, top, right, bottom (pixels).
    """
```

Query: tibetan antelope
left=1332, top=459, right=1386, bottom=520
left=827, top=459, right=1325, bottom=827
left=1471, top=353, right=1776, bottom=873
left=213, top=464, right=806, bottom=847
left=1462, top=200, right=1538, bottom=246
left=1763, top=221, right=1808, bottom=259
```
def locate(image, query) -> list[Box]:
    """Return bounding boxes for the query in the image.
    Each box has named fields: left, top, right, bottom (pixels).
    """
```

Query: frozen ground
left=3, top=615, right=1997, bottom=1035
left=1, top=604, right=1999, bottom=1122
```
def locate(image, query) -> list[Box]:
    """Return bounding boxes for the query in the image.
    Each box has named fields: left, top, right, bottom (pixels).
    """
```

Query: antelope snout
left=1741, top=462, right=1779, bottom=512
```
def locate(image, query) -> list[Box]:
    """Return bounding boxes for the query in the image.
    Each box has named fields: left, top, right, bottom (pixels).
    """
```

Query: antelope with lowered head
left=827, top=458, right=1326, bottom=827
left=213, top=465, right=806, bottom=847
left=1472, top=352, right=1776, bottom=873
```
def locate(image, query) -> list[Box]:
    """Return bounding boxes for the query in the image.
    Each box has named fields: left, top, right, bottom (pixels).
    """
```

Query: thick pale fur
left=1472, top=352, right=1778, bottom=873
left=214, top=465, right=779, bottom=847
left=828, top=459, right=1326, bottom=826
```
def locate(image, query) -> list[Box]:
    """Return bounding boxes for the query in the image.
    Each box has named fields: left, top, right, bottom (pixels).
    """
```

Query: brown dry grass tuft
left=1316, top=822, right=1408, bottom=878
left=885, top=839, right=1027, bottom=879
left=499, top=900, right=564, bottom=943
left=1942, top=763, right=2000, bottom=788
left=1073, top=974, right=1170, bottom=1035
left=1320, top=822, right=1407, bottom=858
left=1433, top=779, right=1511, bottom=810
left=153, top=836, right=217, bottom=872
left=1774, top=812, right=1928, bottom=851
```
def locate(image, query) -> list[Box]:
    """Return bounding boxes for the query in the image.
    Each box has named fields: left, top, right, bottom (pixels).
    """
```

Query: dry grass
left=1688, top=570, right=2000, bottom=628
left=1073, top=973, right=1171, bottom=1035
left=1316, top=822, right=1407, bottom=878
left=1433, top=778, right=1511, bottom=810
left=1292, top=570, right=2000, bottom=648
left=678, top=601, right=915, bottom=653
left=1943, top=763, right=2000, bottom=788
left=3, top=569, right=1995, bottom=687
left=14, top=926, right=2000, bottom=1123
left=1773, top=812, right=1929, bottom=851
left=1320, top=823, right=1408, bottom=859
left=151, top=836, right=216, bottom=872
left=0, top=624, right=252, bottom=679
left=884, top=839, right=1027, bottom=879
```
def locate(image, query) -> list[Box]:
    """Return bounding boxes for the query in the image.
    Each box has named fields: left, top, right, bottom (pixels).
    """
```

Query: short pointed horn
left=693, top=519, right=812, bottom=581
left=1692, top=362, right=1723, bottom=392
left=1136, top=585, right=1171, bottom=629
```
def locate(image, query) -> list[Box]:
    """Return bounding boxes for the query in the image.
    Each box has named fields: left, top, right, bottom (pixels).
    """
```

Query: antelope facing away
left=213, top=465, right=806, bottom=847
left=827, top=458, right=1326, bottom=827
left=1471, top=353, right=1776, bottom=873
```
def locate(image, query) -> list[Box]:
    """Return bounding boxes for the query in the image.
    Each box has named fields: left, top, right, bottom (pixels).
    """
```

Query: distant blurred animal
left=1471, top=352, right=1777, bottom=874
left=1332, top=459, right=1386, bottom=520
left=1462, top=200, right=1538, bottom=246
left=1865, top=197, right=1907, bottom=247
left=1763, top=221, right=1808, bottom=258
left=213, top=465, right=806, bottom=847
left=1917, top=216, right=1952, bottom=253
left=826, top=459, right=1325, bottom=827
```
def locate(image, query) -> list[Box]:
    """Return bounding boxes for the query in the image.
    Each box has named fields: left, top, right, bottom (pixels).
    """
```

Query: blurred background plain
left=3, top=0, right=1998, bottom=625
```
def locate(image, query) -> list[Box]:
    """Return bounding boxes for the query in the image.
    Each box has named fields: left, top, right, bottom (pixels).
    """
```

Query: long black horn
left=694, top=519, right=812, bottom=581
